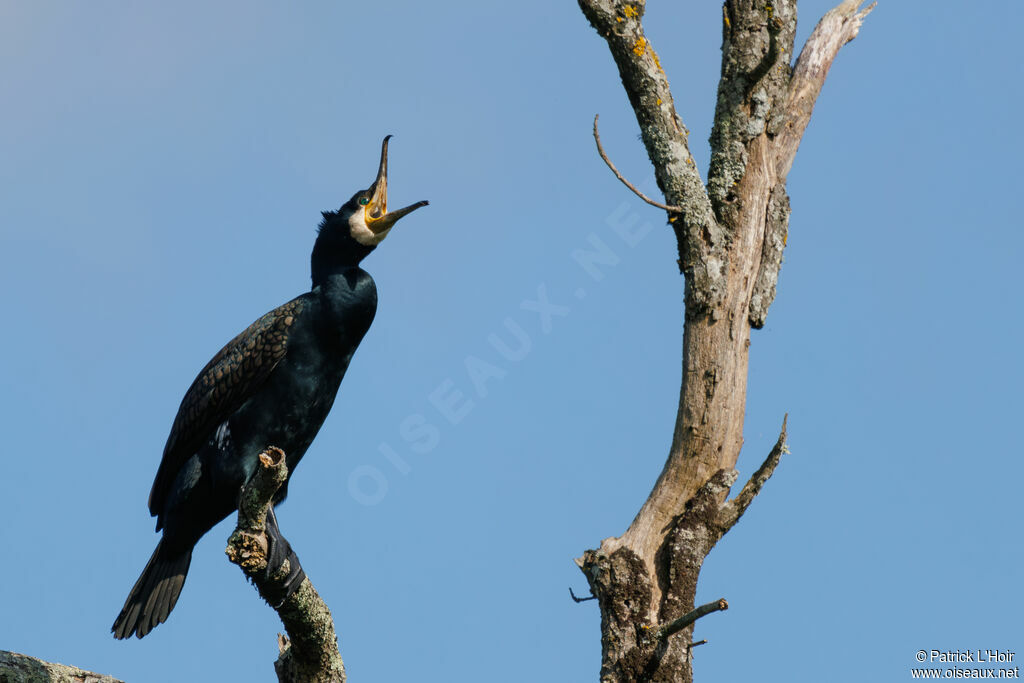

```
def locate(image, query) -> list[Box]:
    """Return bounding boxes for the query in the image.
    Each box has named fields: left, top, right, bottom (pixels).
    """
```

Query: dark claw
left=261, top=507, right=307, bottom=608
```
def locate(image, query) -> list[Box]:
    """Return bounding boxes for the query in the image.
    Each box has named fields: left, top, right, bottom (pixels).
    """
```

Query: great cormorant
left=112, top=137, right=427, bottom=639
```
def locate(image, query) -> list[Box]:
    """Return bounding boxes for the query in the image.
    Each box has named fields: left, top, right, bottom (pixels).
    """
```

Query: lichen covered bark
left=226, top=448, right=346, bottom=683
left=576, top=0, right=871, bottom=679
left=580, top=465, right=778, bottom=682
left=0, top=651, right=124, bottom=683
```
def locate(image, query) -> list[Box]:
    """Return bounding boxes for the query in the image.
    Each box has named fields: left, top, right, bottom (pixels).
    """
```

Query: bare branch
left=226, top=448, right=346, bottom=683
left=577, top=0, right=722, bottom=298
left=1, top=650, right=124, bottom=683
left=575, top=1, right=712, bottom=213
left=592, top=115, right=684, bottom=213
left=774, top=0, right=877, bottom=178
left=231, top=448, right=287, bottom=550
left=654, top=599, right=729, bottom=640
left=718, top=415, right=789, bottom=530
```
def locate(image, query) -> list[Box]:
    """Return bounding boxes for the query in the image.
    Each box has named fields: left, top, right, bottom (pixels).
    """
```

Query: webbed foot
left=261, top=506, right=307, bottom=608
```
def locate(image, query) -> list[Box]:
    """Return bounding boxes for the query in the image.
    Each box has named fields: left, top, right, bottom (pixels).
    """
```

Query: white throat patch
left=348, top=209, right=390, bottom=246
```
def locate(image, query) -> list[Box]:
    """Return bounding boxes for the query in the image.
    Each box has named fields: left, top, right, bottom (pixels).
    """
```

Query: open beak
left=365, top=135, right=429, bottom=235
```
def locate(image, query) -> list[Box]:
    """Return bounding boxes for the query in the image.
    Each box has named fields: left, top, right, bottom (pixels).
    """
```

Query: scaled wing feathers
left=147, top=297, right=305, bottom=518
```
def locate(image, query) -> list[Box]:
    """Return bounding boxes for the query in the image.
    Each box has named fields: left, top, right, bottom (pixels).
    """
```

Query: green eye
left=358, top=197, right=370, bottom=206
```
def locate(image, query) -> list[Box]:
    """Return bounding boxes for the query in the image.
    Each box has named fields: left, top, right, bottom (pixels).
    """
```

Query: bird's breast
left=317, top=268, right=378, bottom=349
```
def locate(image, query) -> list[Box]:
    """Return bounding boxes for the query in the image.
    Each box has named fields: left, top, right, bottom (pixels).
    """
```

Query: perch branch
left=593, top=115, right=684, bottom=213
left=654, top=599, right=729, bottom=640
left=226, top=447, right=346, bottom=683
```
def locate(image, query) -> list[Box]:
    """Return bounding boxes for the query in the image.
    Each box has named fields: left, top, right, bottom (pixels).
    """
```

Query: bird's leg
left=261, top=506, right=307, bottom=608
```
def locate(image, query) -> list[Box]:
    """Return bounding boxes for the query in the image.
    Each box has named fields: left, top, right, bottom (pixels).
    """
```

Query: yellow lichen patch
left=616, top=16, right=623, bottom=22
left=623, top=5, right=639, bottom=18
left=657, top=98, right=662, bottom=106
left=632, top=37, right=646, bottom=56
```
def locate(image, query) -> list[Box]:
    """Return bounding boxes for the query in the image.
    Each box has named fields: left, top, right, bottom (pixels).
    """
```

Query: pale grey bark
left=0, top=650, right=124, bottom=683
left=575, top=1, right=873, bottom=680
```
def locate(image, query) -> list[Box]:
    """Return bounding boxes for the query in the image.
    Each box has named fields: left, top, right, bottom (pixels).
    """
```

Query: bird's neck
left=310, top=232, right=373, bottom=288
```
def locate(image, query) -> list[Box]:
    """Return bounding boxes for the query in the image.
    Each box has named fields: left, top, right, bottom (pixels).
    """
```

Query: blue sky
left=1, top=2, right=1021, bottom=681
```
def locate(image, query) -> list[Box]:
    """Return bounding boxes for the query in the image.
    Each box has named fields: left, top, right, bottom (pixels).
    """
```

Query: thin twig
left=592, top=115, right=684, bottom=213
left=688, top=639, right=708, bottom=649
left=655, top=598, right=729, bottom=640
left=569, top=587, right=597, bottom=603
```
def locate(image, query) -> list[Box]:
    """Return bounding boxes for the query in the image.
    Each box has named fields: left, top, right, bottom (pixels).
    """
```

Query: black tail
left=112, top=540, right=192, bottom=639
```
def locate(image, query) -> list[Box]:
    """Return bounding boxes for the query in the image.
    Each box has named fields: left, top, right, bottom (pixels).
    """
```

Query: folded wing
left=147, top=296, right=306, bottom=521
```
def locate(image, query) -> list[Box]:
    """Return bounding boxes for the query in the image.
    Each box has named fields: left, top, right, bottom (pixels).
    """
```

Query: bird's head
left=342, top=135, right=429, bottom=247
left=315, top=136, right=429, bottom=273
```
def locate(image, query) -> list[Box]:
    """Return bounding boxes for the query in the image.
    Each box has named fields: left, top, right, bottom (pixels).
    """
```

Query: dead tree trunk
left=574, top=1, right=874, bottom=681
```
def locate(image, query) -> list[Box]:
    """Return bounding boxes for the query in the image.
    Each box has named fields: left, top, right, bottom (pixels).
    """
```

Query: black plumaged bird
left=112, top=136, right=428, bottom=639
